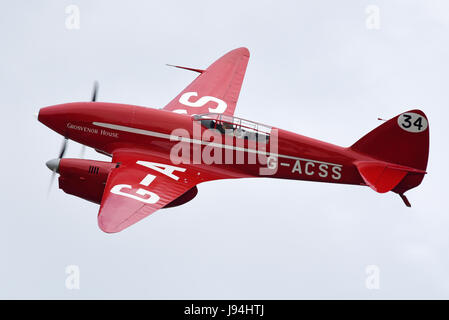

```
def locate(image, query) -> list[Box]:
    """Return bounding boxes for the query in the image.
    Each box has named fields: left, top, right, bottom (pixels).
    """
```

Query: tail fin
left=351, top=109, right=429, bottom=205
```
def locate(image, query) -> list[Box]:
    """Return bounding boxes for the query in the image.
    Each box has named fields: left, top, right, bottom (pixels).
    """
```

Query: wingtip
left=98, top=214, right=132, bottom=234
left=237, top=47, right=250, bottom=57
left=98, top=218, right=122, bottom=234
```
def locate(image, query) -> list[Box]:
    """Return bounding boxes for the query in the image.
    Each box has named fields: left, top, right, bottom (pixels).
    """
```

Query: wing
left=98, top=151, right=217, bottom=233
left=162, top=47, right=250, bottom=116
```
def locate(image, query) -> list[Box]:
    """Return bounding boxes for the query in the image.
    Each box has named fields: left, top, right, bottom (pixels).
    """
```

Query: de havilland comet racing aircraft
left=37, top=47, right=429, bottom=233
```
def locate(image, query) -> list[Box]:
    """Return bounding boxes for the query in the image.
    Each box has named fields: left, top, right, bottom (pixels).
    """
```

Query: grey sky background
left=1, top=0, right=449, bottom=299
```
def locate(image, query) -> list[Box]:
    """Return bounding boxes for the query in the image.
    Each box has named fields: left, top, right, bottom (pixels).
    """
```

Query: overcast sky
left=1, top=0, right=449, bottom=299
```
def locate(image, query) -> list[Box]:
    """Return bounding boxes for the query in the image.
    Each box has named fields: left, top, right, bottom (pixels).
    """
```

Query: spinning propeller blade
left=47, top=138, right=67, bottom=195
left=91, top=80, right=99, bottom=102
left=80, top=81, right=99, bottom=158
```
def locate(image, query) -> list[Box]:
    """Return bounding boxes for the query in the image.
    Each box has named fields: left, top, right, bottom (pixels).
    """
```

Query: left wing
left=98, top=151, right=217, bottom=233
left=162, top=47, right=250, bottom=116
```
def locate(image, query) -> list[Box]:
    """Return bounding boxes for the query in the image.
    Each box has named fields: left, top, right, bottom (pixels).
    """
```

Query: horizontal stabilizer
left=355, top=161, right=426, bottom=194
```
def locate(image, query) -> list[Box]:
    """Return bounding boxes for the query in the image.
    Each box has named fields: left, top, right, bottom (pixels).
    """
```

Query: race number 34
left=397, top=112, right=428, bottom=133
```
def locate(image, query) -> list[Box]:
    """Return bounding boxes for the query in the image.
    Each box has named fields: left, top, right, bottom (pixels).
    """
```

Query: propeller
left=91, top=80, right=99, bottom=102
left=80, top=81, right=99, bottom=158
left=47, top=138, right=67, bottom=195
left=47, top=81, right=98, bottom=194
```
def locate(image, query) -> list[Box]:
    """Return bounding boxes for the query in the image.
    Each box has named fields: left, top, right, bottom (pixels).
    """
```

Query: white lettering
left=305, top=162, right=315, bottom=175
left=332, top=166, right=342, bottom=180
left=178, top=91, right=227, bottom=113
left=318, top=164, right=328, bottom=178
left=110, top=184, right=160, bottom=204
left=136, top=161, right=186, bottom=181
left=292, top=160, right=302, bottom=174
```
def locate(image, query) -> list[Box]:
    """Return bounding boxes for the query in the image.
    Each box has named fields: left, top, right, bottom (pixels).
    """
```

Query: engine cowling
left=51, top=158, right=198, bottom=208
left=56, top=159, right=117, bottom=204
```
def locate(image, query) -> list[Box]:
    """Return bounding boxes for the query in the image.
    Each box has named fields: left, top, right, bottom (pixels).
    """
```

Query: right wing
left=162, top=47, right=250, bottom=116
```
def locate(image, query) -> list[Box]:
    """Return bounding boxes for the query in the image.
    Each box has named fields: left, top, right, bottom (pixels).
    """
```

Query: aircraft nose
left=46, top=158, right=60, bottom=173
left=37, top=103, right=77, bottom=137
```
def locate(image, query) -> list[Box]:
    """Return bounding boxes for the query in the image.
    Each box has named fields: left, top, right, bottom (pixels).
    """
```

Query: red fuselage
left=39, top=102, right=367, bottom=187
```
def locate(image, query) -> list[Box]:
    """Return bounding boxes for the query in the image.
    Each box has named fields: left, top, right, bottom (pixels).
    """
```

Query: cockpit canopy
left=192, top=113, right=272, bottom=143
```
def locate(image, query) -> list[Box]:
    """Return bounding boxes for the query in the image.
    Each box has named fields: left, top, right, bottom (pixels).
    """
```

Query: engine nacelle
left=57, top=159, right=117, bottom=204
left=53, top=158, right=198, bottom=208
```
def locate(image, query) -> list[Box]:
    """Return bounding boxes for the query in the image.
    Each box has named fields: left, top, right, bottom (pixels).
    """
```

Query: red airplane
left=37, top=47, right=429, bottom=233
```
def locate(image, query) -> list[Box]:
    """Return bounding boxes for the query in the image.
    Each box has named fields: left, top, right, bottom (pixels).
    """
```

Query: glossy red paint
left=57, top=159, right=117, bottom=204
left=38, top=47, right=430, bottom=233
